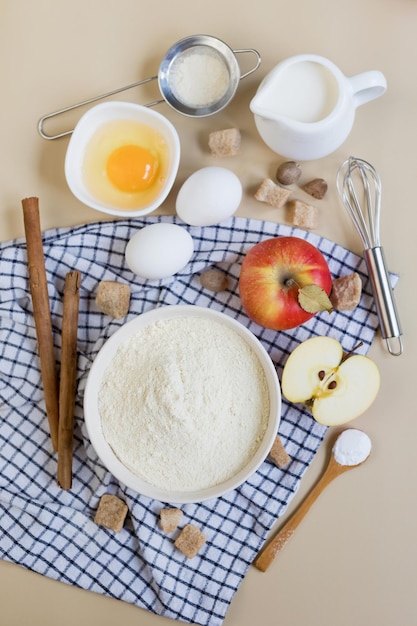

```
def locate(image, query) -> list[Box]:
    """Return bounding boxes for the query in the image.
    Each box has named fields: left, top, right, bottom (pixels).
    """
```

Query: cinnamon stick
left=22, top=197, right=60, bottom=451
left=57, top=270, right=81, bottom=490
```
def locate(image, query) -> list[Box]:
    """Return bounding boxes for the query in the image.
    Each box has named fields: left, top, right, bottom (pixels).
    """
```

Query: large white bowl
left=84, top=305, right=281, bottom=503
left=65, top=101, right=180, bottom=217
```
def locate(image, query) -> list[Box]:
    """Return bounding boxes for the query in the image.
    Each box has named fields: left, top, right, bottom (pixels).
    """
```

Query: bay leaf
left=298, top=284, right=333, bottom=314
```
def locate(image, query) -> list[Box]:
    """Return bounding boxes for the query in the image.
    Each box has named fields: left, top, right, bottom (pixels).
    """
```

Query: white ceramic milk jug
left=250, top=54, right=387, bottom=160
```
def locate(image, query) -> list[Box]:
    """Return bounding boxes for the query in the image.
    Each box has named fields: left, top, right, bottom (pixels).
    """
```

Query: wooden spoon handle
left=254, top=457, right=346, bottom=572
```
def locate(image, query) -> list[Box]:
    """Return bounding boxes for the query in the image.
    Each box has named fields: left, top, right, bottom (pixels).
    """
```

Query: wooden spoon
left=253, top=430, right=371, bottom=572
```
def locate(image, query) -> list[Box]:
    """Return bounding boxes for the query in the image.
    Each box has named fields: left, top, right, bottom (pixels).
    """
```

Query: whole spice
left=22, top=197, right=60, bottom=451
left=276, top=161, right=302, bottom=185
left=297, top=284, right=333, bottom=314
left=57, top=270, right=81, bottom=490
left=199, top=268, right=228, bottom=292
left=302, top=178, right=328, bottom=199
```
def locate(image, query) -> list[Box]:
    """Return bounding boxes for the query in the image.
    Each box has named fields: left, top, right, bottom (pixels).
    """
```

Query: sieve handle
left=38, top=75, right=161, bottom=140
left=233, top=48, right=262, bottom=79
left=363, top=246, right=403, bottom=356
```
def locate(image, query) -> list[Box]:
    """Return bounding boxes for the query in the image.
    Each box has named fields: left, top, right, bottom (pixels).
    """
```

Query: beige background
left=0, top=1, right=415, bottom=624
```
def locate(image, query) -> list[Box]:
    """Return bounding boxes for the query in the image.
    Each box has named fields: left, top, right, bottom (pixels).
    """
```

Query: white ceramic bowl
left=65, top=101, right=180, bottom=217
left=84, top=305, right=281, bottom=503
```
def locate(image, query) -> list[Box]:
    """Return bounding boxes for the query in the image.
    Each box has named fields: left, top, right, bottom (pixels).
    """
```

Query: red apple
left=239, top=236, right=332, bottom=330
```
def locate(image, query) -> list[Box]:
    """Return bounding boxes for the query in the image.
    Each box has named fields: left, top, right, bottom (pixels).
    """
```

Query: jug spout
left=249, top=91, right=286, bottom=123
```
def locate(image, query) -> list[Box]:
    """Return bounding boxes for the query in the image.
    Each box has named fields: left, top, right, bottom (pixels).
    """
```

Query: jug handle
left=349, top=70, right=387, bottom=108
left=233, top=48, right=262, bottom=80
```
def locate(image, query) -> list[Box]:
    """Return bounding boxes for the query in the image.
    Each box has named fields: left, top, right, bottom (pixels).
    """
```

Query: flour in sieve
left=170, top=46, right=229, bottom=108
left=99, top=316, right=270, bottom=491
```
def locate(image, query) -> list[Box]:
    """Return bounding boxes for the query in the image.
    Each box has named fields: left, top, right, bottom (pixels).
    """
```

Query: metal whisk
left=337, top=157, right=403, bottom=356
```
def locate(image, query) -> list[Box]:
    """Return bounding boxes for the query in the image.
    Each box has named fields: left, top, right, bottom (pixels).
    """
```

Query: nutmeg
left=276, top=161, right=302, bottom=185
left=199, top=268, right=229, bottom=292
left=302, top=178, right=328, bottom=199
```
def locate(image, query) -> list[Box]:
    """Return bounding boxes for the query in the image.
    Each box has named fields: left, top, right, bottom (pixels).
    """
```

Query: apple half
left=281, top=336, right=380, bottom=426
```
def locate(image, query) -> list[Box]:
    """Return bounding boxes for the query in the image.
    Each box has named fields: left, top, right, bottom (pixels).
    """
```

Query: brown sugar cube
left=268, top=435, right=291, bottom=468
left=95, top=280, right=130, bottom=319
left=174, top=524, right=206, bottom=559
left=330, top=272, right=362, bottom=311
left=208, top=128, right=241, bottom=157
left=94, top=494, right=128, bottom=533
left=254, top=178, right=292, bottom=209
left=287, top=199, right=318, bottom=230
left=160, top=507, right=183, bottom=533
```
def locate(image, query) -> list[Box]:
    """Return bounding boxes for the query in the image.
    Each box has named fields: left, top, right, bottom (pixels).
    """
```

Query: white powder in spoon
left=98, top=316, right=270, bottom=491
left=333, top=429, right=372, bottom=466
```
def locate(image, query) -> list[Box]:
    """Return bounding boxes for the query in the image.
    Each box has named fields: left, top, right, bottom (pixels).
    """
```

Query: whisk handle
left=363, top=247, right=403, bottom=356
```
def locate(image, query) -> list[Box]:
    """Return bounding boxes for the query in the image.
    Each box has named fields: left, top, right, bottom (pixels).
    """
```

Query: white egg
left=125, top=223, right=194, bottom=280
left=176, top=166, right=242, bottom=226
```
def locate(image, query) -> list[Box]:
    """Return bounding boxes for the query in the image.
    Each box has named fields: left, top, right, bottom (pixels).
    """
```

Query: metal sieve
left=38, top=34, right=261, bottom=140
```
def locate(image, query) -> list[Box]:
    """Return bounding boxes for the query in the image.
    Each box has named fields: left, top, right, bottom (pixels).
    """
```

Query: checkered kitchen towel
left=0, top=215, right=395, bottom=626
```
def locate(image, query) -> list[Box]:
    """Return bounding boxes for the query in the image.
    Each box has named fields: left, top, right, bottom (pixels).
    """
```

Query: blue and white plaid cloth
left=0, top=215, right=394, bottom=625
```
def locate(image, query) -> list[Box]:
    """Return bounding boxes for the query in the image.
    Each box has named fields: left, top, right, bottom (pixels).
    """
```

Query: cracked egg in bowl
left=65, top=101, right=180, bottom=217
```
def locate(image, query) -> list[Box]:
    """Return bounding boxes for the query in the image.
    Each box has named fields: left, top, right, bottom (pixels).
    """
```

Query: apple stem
left=341, top=341, right=364, bottom=362
left=284, top=277, right=299, bottom=289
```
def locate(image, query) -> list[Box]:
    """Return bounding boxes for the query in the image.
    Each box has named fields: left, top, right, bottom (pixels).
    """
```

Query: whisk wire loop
left=337, top=157, right=381, bottom=248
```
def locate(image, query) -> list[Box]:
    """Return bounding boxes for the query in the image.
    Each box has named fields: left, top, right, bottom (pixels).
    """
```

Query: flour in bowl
left=98, top=315, right=270, bottom=491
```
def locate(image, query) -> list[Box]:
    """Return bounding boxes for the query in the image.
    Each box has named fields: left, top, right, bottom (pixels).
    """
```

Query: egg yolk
left=106, top=144, right=159, bottom=193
